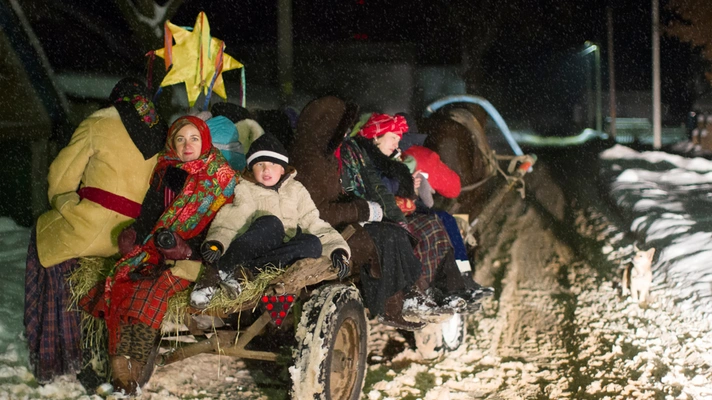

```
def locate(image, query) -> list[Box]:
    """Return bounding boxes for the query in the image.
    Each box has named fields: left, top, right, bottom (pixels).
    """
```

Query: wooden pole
left=277, top=0, right=293, bottom=105
left=652, top=0, right=662, bottom=149
left=607, top=7, right=617, bottom=140
left=595, top=44, right=602, bottom=132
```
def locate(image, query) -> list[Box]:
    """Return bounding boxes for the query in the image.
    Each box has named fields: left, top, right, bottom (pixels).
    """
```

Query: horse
left=418, top=102, right=499, bottom=222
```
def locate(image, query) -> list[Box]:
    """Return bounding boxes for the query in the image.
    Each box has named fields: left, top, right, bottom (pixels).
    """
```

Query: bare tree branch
left=113, top=0, right=185, bottom=52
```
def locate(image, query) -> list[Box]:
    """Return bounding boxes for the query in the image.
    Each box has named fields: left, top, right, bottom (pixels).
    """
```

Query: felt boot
left=378, top=291, right=426, bottom=331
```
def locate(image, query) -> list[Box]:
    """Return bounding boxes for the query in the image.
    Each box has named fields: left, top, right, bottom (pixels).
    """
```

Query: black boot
left=435, top=251, right=494, bottom=313
left=190, top=265, right=223, bottom=309
left=402, top=286, right=463, bottom=323
left=378, top=291, right=426, bottom=331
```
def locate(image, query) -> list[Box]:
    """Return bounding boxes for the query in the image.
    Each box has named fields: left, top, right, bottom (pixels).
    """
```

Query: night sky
left=21, top=0, right=704, bottom=124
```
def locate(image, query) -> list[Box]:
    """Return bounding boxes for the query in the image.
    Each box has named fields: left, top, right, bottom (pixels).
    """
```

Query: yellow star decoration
left=154, top=12, right=243, bottom=107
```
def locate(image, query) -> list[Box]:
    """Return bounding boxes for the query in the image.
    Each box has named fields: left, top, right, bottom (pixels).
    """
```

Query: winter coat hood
left=295, top=96, right=360, bottom=157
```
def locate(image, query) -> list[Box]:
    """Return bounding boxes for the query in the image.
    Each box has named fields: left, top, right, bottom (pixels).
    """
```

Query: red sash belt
left=78, top=187, right=141, bottom=219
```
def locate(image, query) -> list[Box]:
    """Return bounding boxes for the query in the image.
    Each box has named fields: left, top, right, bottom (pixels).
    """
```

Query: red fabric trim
left=402, top=146, right=462, bottom=198
left=77, top=187, right=141, bottom=219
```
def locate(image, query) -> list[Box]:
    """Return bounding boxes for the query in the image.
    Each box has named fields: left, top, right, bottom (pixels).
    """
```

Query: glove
left=201, top=240, right=224, bottom=264
left=330, top=249, right=350, bottom=280
left=417, top=175, right=435, bottom=208
left=117, top=227, right=138, bottom=256
left=155, top=229, right=193, bottom=260
left=366, top=201, right=383, bottom=222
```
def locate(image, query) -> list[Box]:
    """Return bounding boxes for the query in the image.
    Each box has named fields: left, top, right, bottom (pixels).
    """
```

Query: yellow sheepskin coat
left=35, top=107, right=157, bottom=267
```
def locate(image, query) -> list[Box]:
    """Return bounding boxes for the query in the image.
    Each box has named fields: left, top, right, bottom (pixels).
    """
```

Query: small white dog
left=621, top=247, right=655, bottom=303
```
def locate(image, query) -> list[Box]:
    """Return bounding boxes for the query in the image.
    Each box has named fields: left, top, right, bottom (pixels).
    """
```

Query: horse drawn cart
left=92, top=225, right=371, bottom=400
left=78, top=95, right=536, bottom=400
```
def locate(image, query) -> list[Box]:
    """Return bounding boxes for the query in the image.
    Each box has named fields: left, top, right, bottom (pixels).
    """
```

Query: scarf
left=339, top=137, right=370, bottom=199
left=357, top=113, right=408, bottom=140
left=104, top=116, right=238, bottom=348
left=111, top=77, right=167, bottom=160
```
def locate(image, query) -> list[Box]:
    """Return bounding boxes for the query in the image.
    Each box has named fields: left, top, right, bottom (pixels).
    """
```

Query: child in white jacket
left=190, top=133, right=350, bottom=309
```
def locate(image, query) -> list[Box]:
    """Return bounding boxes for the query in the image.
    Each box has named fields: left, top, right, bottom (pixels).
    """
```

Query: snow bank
left=600, top=146, right=712, bottom=312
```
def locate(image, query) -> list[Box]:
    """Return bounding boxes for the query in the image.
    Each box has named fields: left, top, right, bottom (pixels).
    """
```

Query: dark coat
left=292, top=97, right=421, bottom=315
left=337, top=137, right=408, bottom=224
left=291, top=96, right=368, bottom=227
left=291, top=97, right=377, bottom=271
left=354, top=135, right=416, bottom=199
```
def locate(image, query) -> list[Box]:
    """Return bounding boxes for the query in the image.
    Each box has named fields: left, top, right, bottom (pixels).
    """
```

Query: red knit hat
left=402, top=145, right=461, bottom=198
left=357, top=113, right=409, bottom=139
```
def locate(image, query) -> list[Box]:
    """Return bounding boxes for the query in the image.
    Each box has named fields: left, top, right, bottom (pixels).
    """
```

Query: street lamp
left=580, top=41, right=602, bottom=132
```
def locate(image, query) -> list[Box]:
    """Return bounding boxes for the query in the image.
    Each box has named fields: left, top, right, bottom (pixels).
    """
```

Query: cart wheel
left=440, top=313, right=466, bottom=351
left=290, top=284, right=368, bottom=400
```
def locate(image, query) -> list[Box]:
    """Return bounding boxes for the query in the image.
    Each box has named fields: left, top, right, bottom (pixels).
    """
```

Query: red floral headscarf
left=84, top=115, right=238, bottom=353
left=165, top=115, right=213, bottom=157
left=357, top=113, right=409, bottom=139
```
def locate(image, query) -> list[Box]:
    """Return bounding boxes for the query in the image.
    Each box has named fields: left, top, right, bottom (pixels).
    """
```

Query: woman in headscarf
left=79, top=116, right=237, bottom=394
left=24, top=78, right=166, bottom=383
left=348, top=113, right=486, bottom=318
left=291, top=96, right=448, bottom=331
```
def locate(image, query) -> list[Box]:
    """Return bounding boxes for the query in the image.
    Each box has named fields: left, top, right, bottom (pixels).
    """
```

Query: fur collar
left=355, top=136, right=415, bottom=198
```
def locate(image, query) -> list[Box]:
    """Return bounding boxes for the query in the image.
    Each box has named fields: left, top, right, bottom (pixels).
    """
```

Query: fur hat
left=246, top=133, right=289, bottom=169
left=402, top=145, right=461, bottom=198
left=211, top=102, right=251, bottom=123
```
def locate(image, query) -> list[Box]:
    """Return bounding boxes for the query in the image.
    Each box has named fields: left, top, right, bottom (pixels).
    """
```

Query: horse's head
left=437, top=103, right=488, bottom=130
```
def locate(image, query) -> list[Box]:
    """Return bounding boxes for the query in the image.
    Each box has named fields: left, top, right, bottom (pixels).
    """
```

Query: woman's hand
left=412, top=170, right=423, bottom=192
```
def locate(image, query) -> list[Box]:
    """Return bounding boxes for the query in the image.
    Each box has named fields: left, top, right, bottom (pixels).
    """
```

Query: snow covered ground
left=600, top=145, right=712, bottom=311
left=0, top=143, right=711, bottom=399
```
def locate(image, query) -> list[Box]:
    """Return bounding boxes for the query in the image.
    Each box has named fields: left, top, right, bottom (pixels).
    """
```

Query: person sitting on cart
left=349, top=112, right=489, bottom=317
left=190, top=133, right=351, bottom=309
left=79, top=115, right=238, bottom=395
left=24, top=78, right=167, bottom=384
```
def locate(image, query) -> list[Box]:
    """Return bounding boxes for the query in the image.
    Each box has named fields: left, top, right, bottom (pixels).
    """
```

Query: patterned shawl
left=339, top=137, right=406, bottom=224
left=103, top=116, right=237, bottom=346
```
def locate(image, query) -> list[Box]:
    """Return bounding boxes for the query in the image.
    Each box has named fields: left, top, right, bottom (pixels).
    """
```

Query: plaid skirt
left=407, top=212, right=454, bottom=284
left=24, top=227, right=82, bottom=383
left=79, top=266, right=191, bottom=354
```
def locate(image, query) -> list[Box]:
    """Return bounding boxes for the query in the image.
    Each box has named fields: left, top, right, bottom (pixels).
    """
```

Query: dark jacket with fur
left=291, top=96, right=382, bottom=276
left=291, top=97, right=421, bottom=313
left=354, top=135, right=416, bottom=199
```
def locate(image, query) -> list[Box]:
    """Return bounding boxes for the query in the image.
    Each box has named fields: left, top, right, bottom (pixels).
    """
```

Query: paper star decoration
left=154, top=12, right=243, bottom=107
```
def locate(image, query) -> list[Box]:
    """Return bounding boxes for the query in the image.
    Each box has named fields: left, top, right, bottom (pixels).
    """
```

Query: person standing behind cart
left=24, top=78, right=166, bottom=384
left=190, top=133, right=351, bottom=309
left=79, top=116, right=237, bottom=395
